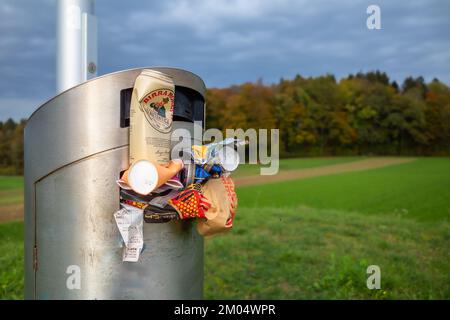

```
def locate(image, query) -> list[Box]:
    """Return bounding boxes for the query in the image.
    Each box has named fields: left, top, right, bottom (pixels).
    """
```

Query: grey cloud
left=0, top=97, right=46, bottom=120
left=0, top=0, right=449, bottom=120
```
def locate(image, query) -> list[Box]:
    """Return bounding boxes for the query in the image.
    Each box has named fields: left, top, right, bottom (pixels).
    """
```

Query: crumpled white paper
left=114, top=203, right=143, bottom=262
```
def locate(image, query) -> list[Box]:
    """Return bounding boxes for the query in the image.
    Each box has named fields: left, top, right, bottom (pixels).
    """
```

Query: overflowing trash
left=114, top=69, right=241, bottom=262
left=114, top=142, right=241, bottom=262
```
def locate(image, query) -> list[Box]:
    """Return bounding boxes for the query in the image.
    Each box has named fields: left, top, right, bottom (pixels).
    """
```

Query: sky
left=0, top=0, right=449, bottom=120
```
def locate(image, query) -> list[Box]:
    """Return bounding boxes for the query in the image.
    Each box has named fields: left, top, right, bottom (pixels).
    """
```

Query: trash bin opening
left=120, top=86, right=205, bottom=128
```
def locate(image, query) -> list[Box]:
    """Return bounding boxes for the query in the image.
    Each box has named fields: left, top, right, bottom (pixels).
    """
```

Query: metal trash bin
left=24, top=67, right=205, bottom=299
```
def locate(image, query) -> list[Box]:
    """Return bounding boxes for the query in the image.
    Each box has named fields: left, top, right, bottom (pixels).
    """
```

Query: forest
left=206, top=71, right=450, bottom=157
left=0, top=71, right=449, bottom=175
left=0, top=119, right=24, bottom=175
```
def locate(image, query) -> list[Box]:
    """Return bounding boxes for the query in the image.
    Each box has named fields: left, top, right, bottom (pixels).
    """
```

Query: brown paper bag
left=197, top=176, right=237, bottom=236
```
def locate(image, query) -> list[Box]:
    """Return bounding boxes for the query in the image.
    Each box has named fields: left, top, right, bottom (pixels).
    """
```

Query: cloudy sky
left=0, top=0, right=449, bottom=120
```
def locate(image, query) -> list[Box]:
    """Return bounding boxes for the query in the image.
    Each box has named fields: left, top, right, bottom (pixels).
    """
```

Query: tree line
left=1, top=71, right=449, bottom=175
left=0, top=119, right=25, bottom=175
left=206, top=71, right=450, bottom=157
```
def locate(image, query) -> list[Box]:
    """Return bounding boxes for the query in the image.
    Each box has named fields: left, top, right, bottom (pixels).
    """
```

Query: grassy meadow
left=0, top=221, right=23, bottom=299
left=0, top=157, right=449, bottom=299
left=232, top=156, right=362, bottom=178
left=205, top=157, right=450, bottom=299
left=0, top=176, right=24, bottom=298
left=0, top=176, right=23, bottom=207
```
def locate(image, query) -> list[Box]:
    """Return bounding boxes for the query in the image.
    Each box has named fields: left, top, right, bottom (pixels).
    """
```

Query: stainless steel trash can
left=24, top=67, right=205, bottom=299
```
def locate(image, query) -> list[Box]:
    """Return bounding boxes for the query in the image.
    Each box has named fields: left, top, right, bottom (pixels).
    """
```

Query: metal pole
left=57, top=0, right=97, bottom=93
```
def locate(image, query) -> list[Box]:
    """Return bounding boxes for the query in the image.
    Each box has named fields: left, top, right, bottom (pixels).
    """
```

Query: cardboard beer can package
left=129, top=69, right=175, bottom=165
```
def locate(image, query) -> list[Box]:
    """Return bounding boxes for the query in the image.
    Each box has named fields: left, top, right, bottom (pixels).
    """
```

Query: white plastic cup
left=217, top=146, right=239, bottom=172
left=127, top=160, right=159, bottom=195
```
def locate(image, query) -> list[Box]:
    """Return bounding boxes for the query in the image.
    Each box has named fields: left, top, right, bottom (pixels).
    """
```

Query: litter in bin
left=114, top=203, right=144, bottom=262
left=120, top=198, right=147, bottom=209
left=129, top=69, right=175, bottom=165
left=119, top=188, right=158, bottom=203
left=116, top=159, right=184, bottom=195
left=195, top=163, right=233, bottom=182
left=196, top=176, right=238, bottom=236
left=115, top=138, right=241, bottom=225
left=122, top=224, right=144, bottom=262
left=180, top=162, right=196, bottom=186
left=148, top=189, right=180, bottom=208
left=191, top=138, right=244, bottom=165
left=143, top=204, right=179, bottom=223
left=110, top=69, right=246, bottom=264
left=168, top=183, right=212, bottom=219
left=164, top=174, right=184, bottom=190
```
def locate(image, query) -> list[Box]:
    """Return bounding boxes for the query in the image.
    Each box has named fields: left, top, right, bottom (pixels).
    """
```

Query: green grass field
left=0, top=176, right=23, bottom=206
left=0, top=158, right=449, bottom=299
left=0, top=222, right=23, bottom=299
left=206, top=158, right=450, bottom=299
left=0, top=176, right=23, bottom=190
left=233, top=156, right=361, bottom=178
left=236, top=158, right=450, bottom=221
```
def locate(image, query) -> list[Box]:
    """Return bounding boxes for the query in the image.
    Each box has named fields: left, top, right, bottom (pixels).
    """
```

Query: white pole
left=57, top=0, right=97, bottom=93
